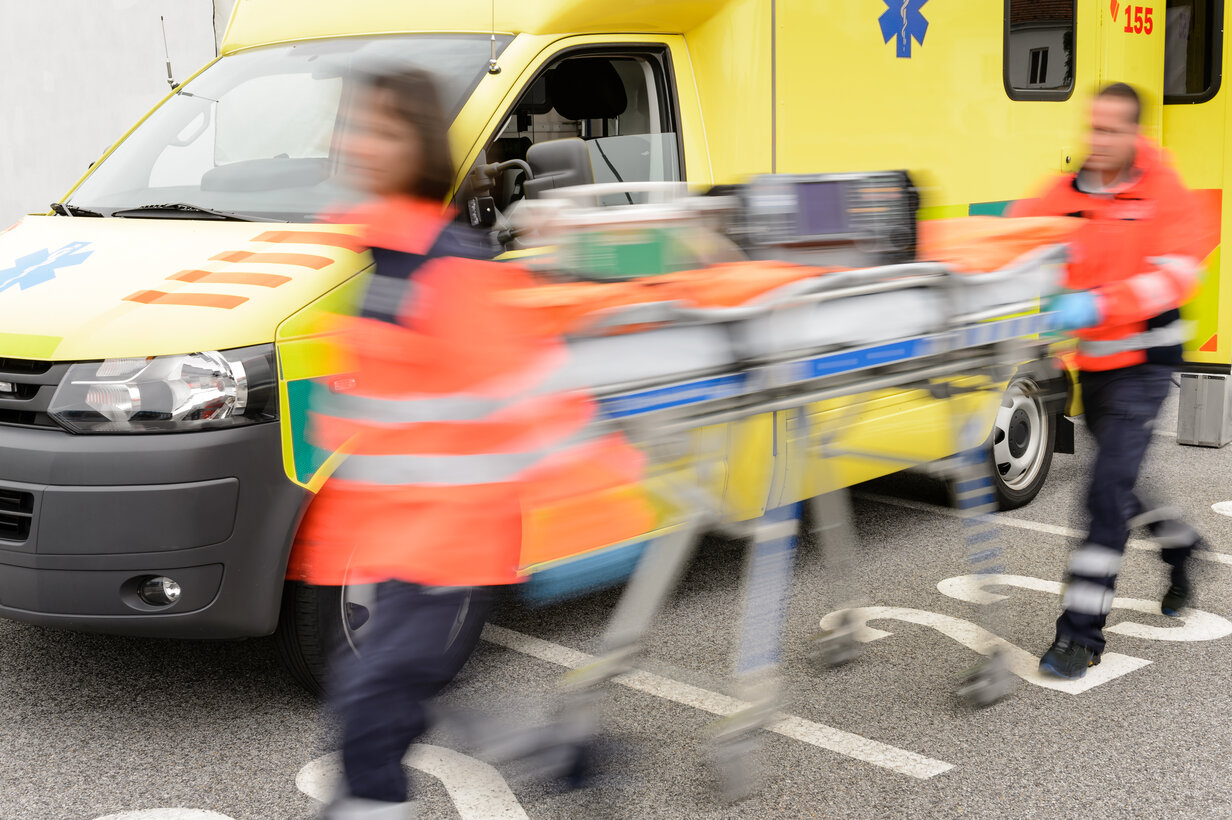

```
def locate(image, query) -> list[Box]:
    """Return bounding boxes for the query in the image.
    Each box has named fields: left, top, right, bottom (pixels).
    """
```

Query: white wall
left=1006, top=26, right=1072, bottom=91
left=0, top=0, right=230, bottom=225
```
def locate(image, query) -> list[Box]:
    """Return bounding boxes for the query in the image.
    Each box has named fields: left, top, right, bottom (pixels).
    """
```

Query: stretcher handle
left=946, top=244, right=1069, bottom=284
left=749, top=261, right=954, bottom=304
left=570, top=266, right=954, bottom=331
left=569, top=299, right=686, bottom=332
left=956, top=300, right=1050, bottom=325
left=668, top=268, right=952, bottom=323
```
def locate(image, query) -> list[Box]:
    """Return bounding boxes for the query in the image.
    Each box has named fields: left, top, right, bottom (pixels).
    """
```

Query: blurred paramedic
left=1011, top=83, right=1210, bottom=680
left=289, top=67, right=648, bottom=819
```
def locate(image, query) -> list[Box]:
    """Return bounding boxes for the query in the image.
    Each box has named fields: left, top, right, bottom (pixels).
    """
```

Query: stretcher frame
left=522, top=244, right=1067, bottom=795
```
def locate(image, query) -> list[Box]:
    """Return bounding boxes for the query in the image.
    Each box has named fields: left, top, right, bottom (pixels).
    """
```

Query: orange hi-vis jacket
left=1009, top=138, right=1216, bottom=371
left=289, top=197, right=651, bottom=588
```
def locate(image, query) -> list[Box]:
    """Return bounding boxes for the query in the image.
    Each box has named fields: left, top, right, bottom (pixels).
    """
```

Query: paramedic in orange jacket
left=293, top=68, right=649, bottom=820
left=1011, top=83, right=1210, bottom=680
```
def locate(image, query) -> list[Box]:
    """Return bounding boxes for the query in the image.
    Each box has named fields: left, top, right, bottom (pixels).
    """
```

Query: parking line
left=481, top=625, right=954, bottom=780
left=857, top=492, right=1232, bottom=566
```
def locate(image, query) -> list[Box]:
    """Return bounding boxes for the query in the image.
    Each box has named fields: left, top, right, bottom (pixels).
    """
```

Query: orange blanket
left=500, top=216, right=1081, bottom=333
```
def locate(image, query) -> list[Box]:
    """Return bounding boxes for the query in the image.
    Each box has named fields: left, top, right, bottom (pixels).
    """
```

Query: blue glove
left=1048, top=290, right=1102, bottom=331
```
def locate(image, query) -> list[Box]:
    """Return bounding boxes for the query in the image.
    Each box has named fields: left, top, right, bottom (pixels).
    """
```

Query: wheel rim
left=992, top=376, right=1050, bottom=492
left=339, top=580, right=377, bottom=655
left=338, top=579, right=473, bottom=656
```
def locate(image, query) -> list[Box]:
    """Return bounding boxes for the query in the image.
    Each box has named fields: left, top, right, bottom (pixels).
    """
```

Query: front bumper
left=0, top=420, right=308, bottom=638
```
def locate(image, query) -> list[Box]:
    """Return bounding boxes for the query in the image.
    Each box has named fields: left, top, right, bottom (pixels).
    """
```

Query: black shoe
left=1162, top=583, right=1191, bottom=617
left=1039, top=637, right=1101, bottom=680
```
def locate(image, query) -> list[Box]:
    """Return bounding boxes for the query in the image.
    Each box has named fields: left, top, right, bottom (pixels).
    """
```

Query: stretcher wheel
left=956, top=650, right=1017, bottom=707
left=808, top=611, right=863, bottom=668
left=555, top=740, right=593, bottom=791
left=709, top=734, right=760, bottom=803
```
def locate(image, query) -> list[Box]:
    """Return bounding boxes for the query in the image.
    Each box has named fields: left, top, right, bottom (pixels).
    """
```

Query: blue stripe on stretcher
left=597, top=314, right=1050, bottom=420
left=787, top=337, right=935, bottom=381
left=599, top=373, right=748, bottom=419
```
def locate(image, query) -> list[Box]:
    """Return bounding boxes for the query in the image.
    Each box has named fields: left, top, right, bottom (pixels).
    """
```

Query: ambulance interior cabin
left=471, top=53, right=682, bottom=210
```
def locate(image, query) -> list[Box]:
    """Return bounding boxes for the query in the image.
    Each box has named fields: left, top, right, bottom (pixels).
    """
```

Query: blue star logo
left=879, top=0, right=930, bottom=58
left=0, top=241, right=93, bottom=295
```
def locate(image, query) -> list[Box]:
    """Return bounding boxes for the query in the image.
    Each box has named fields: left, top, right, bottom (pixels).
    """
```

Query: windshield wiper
left=50, top=202, right=105, bottom=217
left=108, top=203, right=287, bottom=223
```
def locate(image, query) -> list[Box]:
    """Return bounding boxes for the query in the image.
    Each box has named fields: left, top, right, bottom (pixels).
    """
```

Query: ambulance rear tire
left=274, top=580, right=489, bottom=698
left=987, top=374, right=1057, bottom=511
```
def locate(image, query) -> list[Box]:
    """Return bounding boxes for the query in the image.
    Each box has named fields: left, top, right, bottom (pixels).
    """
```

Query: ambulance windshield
left=66, top=35, right=508, bottom=221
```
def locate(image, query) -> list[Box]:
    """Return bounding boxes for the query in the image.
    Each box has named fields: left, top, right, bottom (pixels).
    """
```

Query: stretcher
left=489, top=185, right=1075, bottom=794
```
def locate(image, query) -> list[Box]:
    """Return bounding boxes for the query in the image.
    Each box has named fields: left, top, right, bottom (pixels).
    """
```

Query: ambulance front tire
left=274, top=580, right=489, bottom=698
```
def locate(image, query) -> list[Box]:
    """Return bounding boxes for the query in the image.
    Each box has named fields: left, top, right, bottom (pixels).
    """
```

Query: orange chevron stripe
left=211, top=251, right=333, bottom=269
left=252, top=230, right=365, bottom=253
left=125, top=290, right=248, bottom=309
left=170, top=269, right=292, bottom=288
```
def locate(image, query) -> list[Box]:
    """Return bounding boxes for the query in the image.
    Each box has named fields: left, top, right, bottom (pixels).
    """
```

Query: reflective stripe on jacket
left=1009, top=138, right=1215, bottom=371
left=289, top=196, right=651, bottom=587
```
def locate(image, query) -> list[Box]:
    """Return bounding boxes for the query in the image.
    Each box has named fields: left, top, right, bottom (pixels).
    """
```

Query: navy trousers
left=329, top=582, right=494, bottom=803
left=1056, top=364, right=1194, bottom=653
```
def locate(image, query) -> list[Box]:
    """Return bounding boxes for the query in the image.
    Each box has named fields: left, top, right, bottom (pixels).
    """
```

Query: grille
left=0, top=488, right=33, bottom=542
left=0, top=357, right=52, bottom=374
left=0, top=358, right=70, bottom=429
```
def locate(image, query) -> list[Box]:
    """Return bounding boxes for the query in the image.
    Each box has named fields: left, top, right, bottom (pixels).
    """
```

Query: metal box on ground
left=1177, top=372, right=1232, bottom=447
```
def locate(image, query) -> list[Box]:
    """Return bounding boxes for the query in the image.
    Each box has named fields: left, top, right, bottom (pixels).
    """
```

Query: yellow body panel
left=686, top=0, right=772, bottom=183
left=9, top=0, right=1232, bottom=592
left=775, top=1, right=1088, bottom=207
left=221, top=0, right=738, bottom=51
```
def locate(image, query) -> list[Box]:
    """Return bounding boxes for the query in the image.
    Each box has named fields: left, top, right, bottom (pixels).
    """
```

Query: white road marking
left=818, top=606, right=1151, bottom=694
left=1213, top=501, right=1232, bottom=518
left=481, top=624, right=953, bottom=779
left=937, top=574, right=1232, bottom=642
left=297, top=746, right=529, bottom=820
left=94, top=807, right=236, bottom=812
left=857, top=492, right=1232, bottom=566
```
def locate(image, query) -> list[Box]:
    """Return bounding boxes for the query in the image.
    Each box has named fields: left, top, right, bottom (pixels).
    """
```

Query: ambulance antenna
left=487, top=0, right=502, bottom=75
left=160, top=16, right=179, bottom=90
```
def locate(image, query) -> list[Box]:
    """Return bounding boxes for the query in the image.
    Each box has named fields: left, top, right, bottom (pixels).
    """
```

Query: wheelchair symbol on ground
left=818, top=573, right=1232, bottom=695
left=297, top=744, right=529, bottom=820
left=92, top=745, right=528, bottom=820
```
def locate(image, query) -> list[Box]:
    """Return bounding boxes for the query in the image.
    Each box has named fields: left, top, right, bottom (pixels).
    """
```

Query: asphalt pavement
left=3, top=386, right=1231, bottom=820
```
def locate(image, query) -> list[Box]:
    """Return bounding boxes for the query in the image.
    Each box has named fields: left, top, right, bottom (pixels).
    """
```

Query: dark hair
left=354, top=67, right=455, bottom=201
left=1097, top=82, right=1142, bottom=124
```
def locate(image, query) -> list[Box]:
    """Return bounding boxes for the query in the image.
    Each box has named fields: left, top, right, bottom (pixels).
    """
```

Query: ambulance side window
left=476, top=49, right=681, bottom=210
left=1164, top=0, right=1222, bottom=103
left=1004, top=0, right=1076, bottom=101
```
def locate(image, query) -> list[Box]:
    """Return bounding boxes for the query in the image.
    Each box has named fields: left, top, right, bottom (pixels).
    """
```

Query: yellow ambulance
left=0, top=0, right=1220, bottom=692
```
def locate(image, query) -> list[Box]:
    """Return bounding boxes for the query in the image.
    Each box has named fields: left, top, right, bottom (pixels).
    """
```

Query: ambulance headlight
left=49, top=345, right=278, bottom=433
